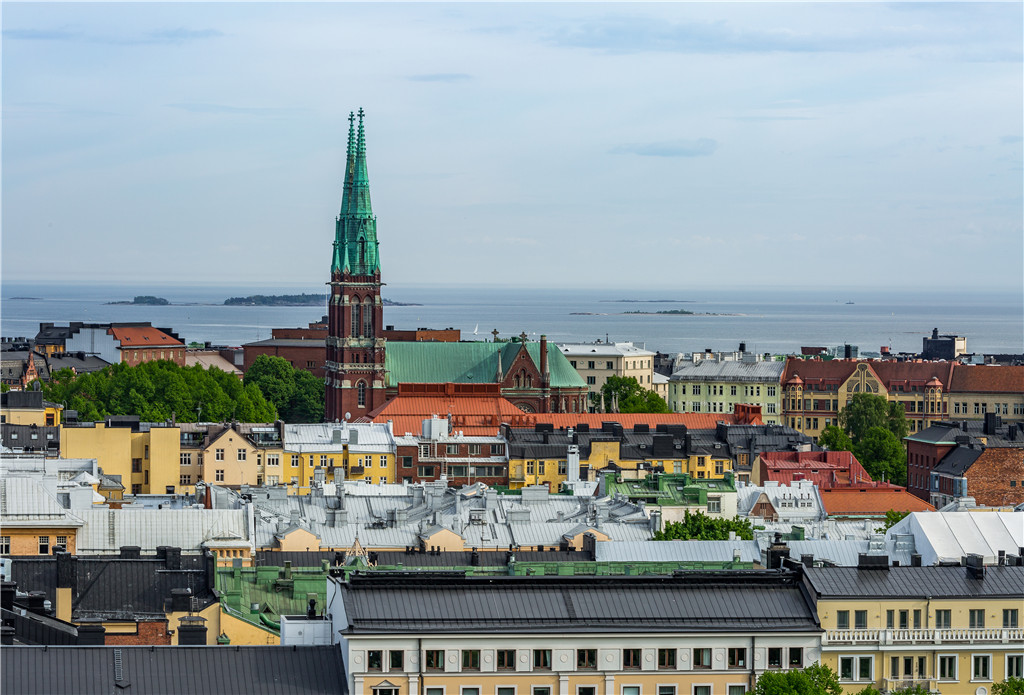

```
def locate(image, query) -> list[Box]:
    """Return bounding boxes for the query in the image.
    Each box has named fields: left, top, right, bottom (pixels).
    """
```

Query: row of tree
left=752, top=665, right=1023, bottom=695
left=39, top=355, right=324, bottom=424
left=652, top=510, right=754, bottom=541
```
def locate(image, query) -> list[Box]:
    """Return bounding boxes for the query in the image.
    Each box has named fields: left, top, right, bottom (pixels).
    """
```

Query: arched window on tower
left=363, top=297, right=373, bottom=338
left=357, top=381, right=367, bottom=407
left=350, top=297, right=360, bottom=337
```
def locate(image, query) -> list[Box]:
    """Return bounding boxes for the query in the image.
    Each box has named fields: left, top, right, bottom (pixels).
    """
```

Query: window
left=855, top=610, right=868, bottom=630
left=622, top=688, right=640, bottom=695
left=373, top=688, right=398, bottom=695
left=658, top=648, right=676, bottom=669
left=938, top=655, right=957, bottom=680
left=970, top=609, right=986, bottom=629
left=728, top=687, right=747, bottom=695
left=693, top=648, right=711, bottom=669
left=577, top=649, right=597, bottom=669
left=1007, top=655, right=1023, bottom=679
left=558, top=460, right=567, bottom=475
left=291, top=455, right=300, bottom=467
left=267, top=454, right=279, bottom=466
left=425, top=650, right=444, bottom=670
left=468, top=444, right=481, bottom=456
left=461, top=649, right=480, bottom=671
left=789, top=648, right=803, bottom=668
left=132, top=484, right=142, bottom=494
left=533, top=689, right=551, bottom=695
left=38, top=536, right=50, bottom=554
left=367, top=650, right=383, bottom=671
left=588, top=361, right=595, bottom=369
left=497, top=649, right=516, bottom=670
left=0, top=536, right=9, bottom=554
left=728, top=648, right=746, bottom=668
left=390, top=650, right=403, bottom=670
left=837, top=610, right=850, bottom=630
left=132, top=458, right=142, bottom=473
left=1004, top=609, right=1019, bottom=628
left=840, top=656, right=873, bottom=681
left=180, top=474, right=192, bottom=485
left=215, top=449, right=224, bottom=461
left=914, top=609, right=922, bottom=629
left=973, top=654, right=991, bottom=681
left=886, top=610, right=895, bottom=629
left=402, top=456, right=413, bottom=468
left=216, top=469, right=225, bottom=482
left=707, top=499, right=721, bottom=514
left=180, top=453, right=191, bottom=466
left=624, top=648, right=642, bottom=669
left=445, top=444, right=459, bottom=456
left=419, top=444, right=430, bottom=458
left=935, top=609, right=951, bottom=629
left=417, top=466, right=435, bottom=478
left=357, top=381, right=367, bottom=406
left=461, top=689, right=480, bottom=695
left=767, top=648, right=783, bottom=669
left=533, top=649, right=551, bottom=670
left=694, top=688, right=711, bottom=695
left=659, top=688, right=677, bottom=695
left=497, top=689, right=516, bottom=695
left=899, top=610, right=909, bottom=630
left=577, top=689, right=596, bottom=695
left=587, top=376, right=596, bottom=385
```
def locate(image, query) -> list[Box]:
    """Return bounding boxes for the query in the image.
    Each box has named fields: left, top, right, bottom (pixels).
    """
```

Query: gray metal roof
left=1, top=645, right=347, bottom=695
left=336, top=572, right=819, bottom=634
left=670, top=360, right=786, bottom=383
left=803, top=565, right=1024, bottom=599
left=76, top=508, right=249, bottom=554
left=595, top=540, right=761, bottom=564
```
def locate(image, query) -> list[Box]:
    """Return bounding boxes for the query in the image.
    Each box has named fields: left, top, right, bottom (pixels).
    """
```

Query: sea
left=2, top=283, right=1021, bottom=357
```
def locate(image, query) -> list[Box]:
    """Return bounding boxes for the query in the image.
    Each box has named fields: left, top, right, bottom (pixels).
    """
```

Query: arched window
left=362, top=297, right=373, bottom=338
left=350, top=297, right=360, bottom=337
left=357, top=381, right=367, bottom=407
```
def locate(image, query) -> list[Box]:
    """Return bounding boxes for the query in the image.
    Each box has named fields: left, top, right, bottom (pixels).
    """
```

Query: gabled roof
left=369, top=383, right=529, bottom=436
left=1, top=645, right=347, bottom=695
left=950, top=364, right=1024, bottom=393
left=385, top=341, right=586, bottom=389
left=819, top=487, right=935, bottom=516
left=868, top=361, right=954, bottom=389
left=886, top=511, right=1024, bottom=565
left=933, top=446, right=985, bottom=476
left=782, top=358, right=858, bottom=385
left=108, top=326, right=184, bottom=348
left=670, top=360, right=785, bottom=382
left=803, top=565, right=1024, bottom=599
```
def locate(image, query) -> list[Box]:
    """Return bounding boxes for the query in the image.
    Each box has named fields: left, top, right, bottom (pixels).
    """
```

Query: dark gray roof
left=336, top=572, right=819, bottom=634
left=803, top=566, right=1024, bottom=600
left=11, top=555, right=214, bottom=620
left=256, top=549, right=588, bottom=568
left=907, top=419, right=1024, bottom=447
left=1, top=423, right=60, bottom=453
left=1, top=645, right=347, bottom=695
left=933, top=447, right=984, bottom=477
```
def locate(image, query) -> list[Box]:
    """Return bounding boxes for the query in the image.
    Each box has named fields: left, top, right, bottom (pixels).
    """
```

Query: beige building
left=560, top=342, right=656, bottom=405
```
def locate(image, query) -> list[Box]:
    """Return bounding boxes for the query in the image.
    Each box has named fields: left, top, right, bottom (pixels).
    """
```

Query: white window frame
left=460, top=687, right=481, bottom=695
left=839, top=655, right=874, bottom=682
left=692, top=686, right=713, bottom=695
left=971, top=653, right=992, bottom=682
left=621, top=686, right=642, bottom=695
left=495, top=687, right=517, bottom=695
left=657, top=686, right=678, bottom=695
left=937, top=653, right=957, bottom=681
left=726, top=686, right=747, bottom=695
left=1007, top=654, right=1024, bottom=680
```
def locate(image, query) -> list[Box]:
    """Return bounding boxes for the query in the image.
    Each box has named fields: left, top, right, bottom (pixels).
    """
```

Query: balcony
left=882, top=678, right=938, bottom=693
left=824, top=628, right=1023, bottom=647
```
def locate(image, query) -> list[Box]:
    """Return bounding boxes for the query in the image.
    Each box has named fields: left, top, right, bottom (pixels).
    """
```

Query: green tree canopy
left=41, top=361, right=277, bottom=423
left=994, top=678, right=1024, bottom=695
left=855, top=686, right=932, bottom=695
left=598, top=375, right=671, bottom=414
left=753, top=663, right=842, bottom=695
left=818, top=425, right=853, bottom=452
left=853, top=426, right=907, bottom=485
left=652, top=510, right=754, bottom=541
left=839, top=393, right=908, bottom=443
left=243, top=355, right=325, bottom=423
left=835, top=394, right=909, bottom=485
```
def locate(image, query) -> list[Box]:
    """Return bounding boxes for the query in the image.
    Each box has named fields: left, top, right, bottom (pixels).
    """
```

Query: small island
left=224, top=293, right=420, bottom=306
left=107, top=295, right=170, bottom=306
left=624, top=309, right=694, bottom=315
left=600, top=299, right=694, bottom=303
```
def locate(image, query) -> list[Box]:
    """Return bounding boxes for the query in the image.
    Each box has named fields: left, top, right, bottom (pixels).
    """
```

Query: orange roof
left=369, top=383, right=529, bottom=436
left=869, top=361, right=954, bottom=389
left=108, top=326, right=184, bottom=348
left=950, top=364, right=1024, bottom=394
left=760, top=451, right=873, bottom=489
left=820, top=486, right=935, bottom=516
left=532, top=413, right=749, bottom=430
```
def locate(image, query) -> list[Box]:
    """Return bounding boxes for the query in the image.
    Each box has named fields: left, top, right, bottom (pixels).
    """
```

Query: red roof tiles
left=820, top=486, right=935, bottom=516
left=108, top=326, right=184, bottom=348
left=950, top=364, right=1024, bottom=394
left=759, top=450, right=873, bottom=489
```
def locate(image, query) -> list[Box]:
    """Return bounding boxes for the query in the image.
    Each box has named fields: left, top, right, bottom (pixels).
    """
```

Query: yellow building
left=282, top=423, right=396, bottom=492
left=62, top=418, right=180, bottom=495
left=560, top=342, right=657, bottom=406
left=325, top=571, right=823, bottom=695
left=804, top=564, right=1024, bottom=694
left=0, top=477, right=83, bottom=555
left=1, top=390, right=61, bottom=426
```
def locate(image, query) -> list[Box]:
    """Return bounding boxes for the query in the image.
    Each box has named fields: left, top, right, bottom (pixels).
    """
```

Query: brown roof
left=108, top=326, right=184, bottom=348
left=868, top=361, right=954, bottom=388
left=820, top=486, right=935, bottom=515
left=781, top=358, right=857, bottom=384
left=949, top=364, right=1024, bottom=394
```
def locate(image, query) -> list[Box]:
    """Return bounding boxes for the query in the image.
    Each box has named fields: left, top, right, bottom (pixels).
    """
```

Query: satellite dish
left=345, top=412, right=351, bottom=420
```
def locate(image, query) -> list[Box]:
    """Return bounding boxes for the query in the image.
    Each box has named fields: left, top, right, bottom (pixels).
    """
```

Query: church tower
left=326, top=109, right=386, bottom=421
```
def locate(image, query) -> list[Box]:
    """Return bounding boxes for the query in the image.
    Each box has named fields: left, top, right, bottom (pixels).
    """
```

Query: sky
left=2, top=2, right=1022, bottom=290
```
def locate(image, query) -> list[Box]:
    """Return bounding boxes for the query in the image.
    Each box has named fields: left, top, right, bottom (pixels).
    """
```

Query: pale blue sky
left=3, top=2, right=1022, bottom=289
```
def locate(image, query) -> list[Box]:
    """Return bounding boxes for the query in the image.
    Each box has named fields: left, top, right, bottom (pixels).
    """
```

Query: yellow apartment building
left=1, top=390, right=62, bottom=427
left=62, top=418, right=180, bottom=495
left=560, top=342, right=657, bottom=406
left=803, top=564, right=1024, bottom=694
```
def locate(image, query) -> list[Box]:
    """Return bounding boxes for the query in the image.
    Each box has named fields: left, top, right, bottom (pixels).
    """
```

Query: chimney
left=177, top=616, right=208, bottom=645
left=164, top=547, right=181, bottom=571
left=170, top=588, right=193, bottom=613
left=55, top=551, right=77, bottom=623
left=119, top=546, right=141, bottom=559
left=965, top=553, right=986, bottom=580
left=326, top=509, right=336, bottom=527
left=540, top=335, right=548, bottom=380
left=76, top=623, right=106, bottom=645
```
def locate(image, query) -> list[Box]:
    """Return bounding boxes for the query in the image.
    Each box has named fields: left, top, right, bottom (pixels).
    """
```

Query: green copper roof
left=384, top=342, right=587, bottom=389
left=332, top=108, right=380, bottom=276
left=604, top=472, right=737, bottom=506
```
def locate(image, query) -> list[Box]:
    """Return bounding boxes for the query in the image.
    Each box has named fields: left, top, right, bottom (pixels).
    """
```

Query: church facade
left=325, top=111, right=588, bottom=421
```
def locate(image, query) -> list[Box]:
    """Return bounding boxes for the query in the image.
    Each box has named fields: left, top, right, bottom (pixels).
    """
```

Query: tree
left=243, top=355, right=325, bottom=423
left=818, top=425, right=853, bottom=452
left=994, top=678, right=1024, bottom=695
left=855, top=686, right=931, bottom=695
left=839, top=393, right=908, bottom=443
left=853, top=426, right=907, bottom=485
left=753, top=663, right=842, bottom=695
left=876, top=509, right=910, bottom=533
left=652, top=510, right=754, bottom=541
left=598, top=375, right=671, bottom=414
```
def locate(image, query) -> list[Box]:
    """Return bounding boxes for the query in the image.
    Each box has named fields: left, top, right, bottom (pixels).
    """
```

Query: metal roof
left=559, top=342, right=655, bottom=357
left=76, top=509, right=249, bottom=554
left=336, top=572, right=819, bottom=634
left=1, top=645, right=347, bottom=695
left=803, top=565, right=1024, bottom=599
left=886, top=511, right=1024, bottom=565
left=385, top=341, right=586, bottom=389
left=595, top=540, right=760, bottom=564
left=670, top=360, right=786, bottom=383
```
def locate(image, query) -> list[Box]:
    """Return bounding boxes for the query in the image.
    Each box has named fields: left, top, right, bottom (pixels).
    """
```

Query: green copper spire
left=332, top=108, right=380, bottom=275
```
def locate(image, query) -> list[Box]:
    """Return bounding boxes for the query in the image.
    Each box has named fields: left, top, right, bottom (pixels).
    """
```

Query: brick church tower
left=326, top=109, right=386, bottom=421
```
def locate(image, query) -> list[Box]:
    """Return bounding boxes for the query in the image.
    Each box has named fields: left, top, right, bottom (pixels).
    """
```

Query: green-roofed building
left=602, top=471, right=739, bottom=525
left=382, top=337, right=589, bottom=413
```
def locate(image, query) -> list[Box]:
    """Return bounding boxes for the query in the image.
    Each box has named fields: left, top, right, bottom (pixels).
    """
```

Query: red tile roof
left=950, top=364, right=1024, bottom=394
left=869, top=361, right=954, bottom=389
left=759, top=450, right=873, bottom=489
left=782, top=358, right=858, bottom=385
left=108, top=326, right=184, bottom=348
left=820, top=486, right=935, bottom=516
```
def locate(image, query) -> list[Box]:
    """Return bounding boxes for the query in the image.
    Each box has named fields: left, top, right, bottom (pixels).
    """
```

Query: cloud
left=2, top=26, right=222, bottom=45
left=408, top=73, right=472, bottom=82
left=166, top=103, right=303, bottom=116
left=611, top=138, right=718, bottom=158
